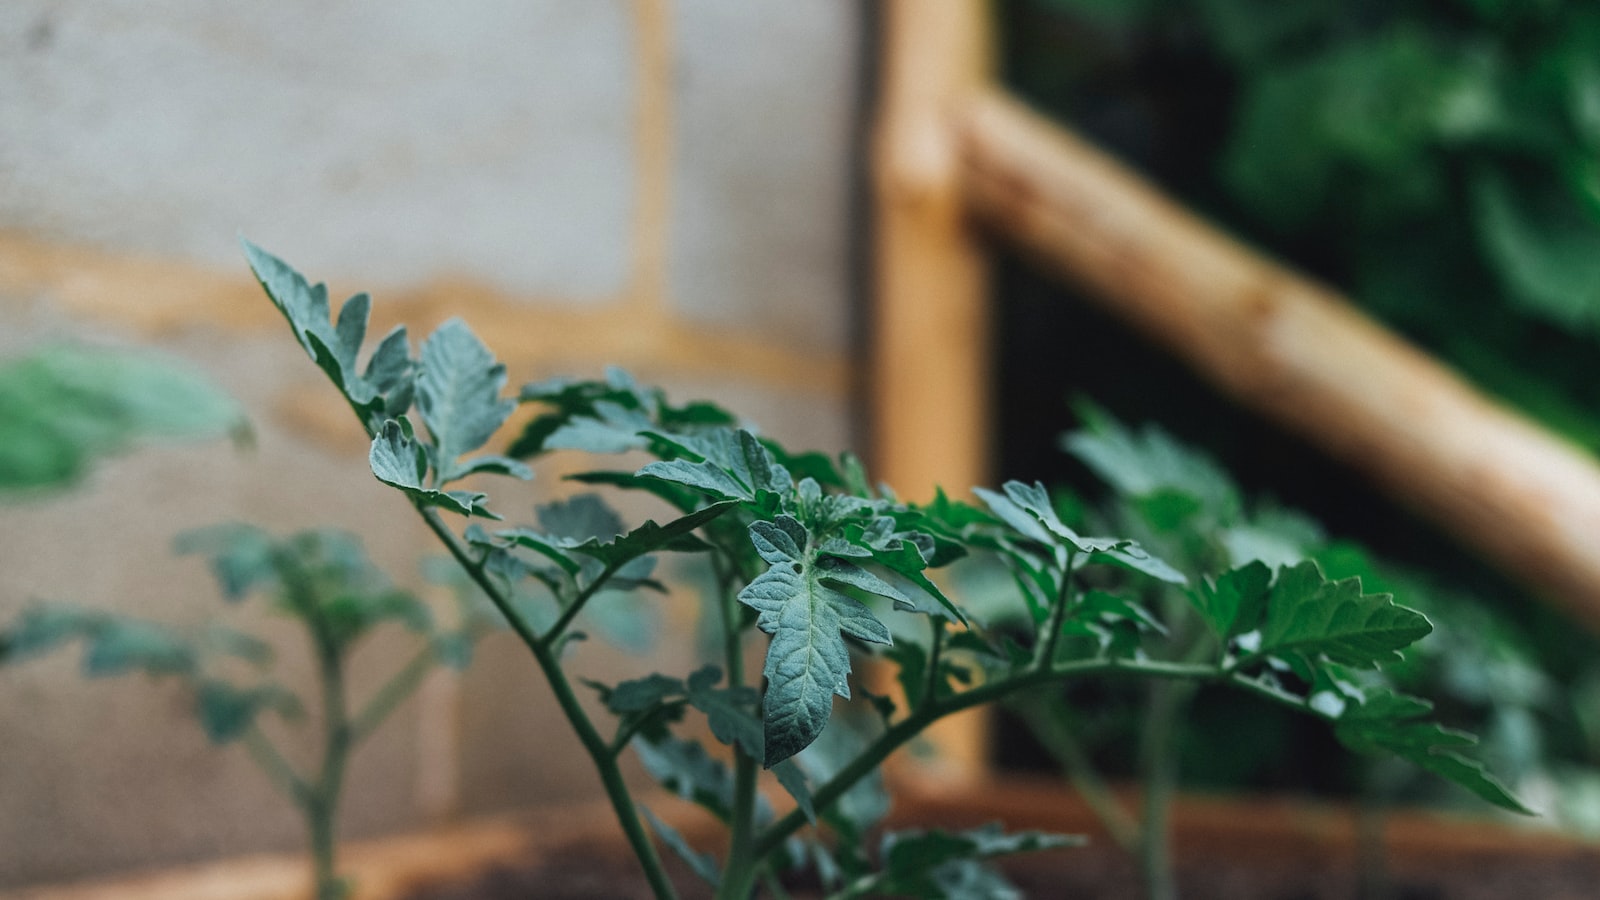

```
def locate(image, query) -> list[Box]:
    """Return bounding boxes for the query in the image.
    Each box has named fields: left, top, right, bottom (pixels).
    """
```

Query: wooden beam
left=958, top=89, right=1600, bottom=634
left=870, top=0, right=992, bottom=778
left=870, top=0, right=991, bottom=503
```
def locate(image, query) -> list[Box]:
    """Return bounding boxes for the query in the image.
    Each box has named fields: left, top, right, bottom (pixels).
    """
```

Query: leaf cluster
left=1053, top=407, right=1529, bottom=812
left=242, top=243, right=1529, bottom=898
left=2, top=524, right=479, bottom=743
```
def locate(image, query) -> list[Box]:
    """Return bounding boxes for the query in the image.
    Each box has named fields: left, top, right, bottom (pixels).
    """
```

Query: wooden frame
left=869, top=1, right=1600, bottom=768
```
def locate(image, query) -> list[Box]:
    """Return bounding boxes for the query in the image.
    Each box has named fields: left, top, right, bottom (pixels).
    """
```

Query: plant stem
left=242, top=726, right=313, bottom=806
left=716, top=551, right=759, bottom=900
left=311, top=619, right=352, bottom=900
left=923, top=618, right=946, bottom=708
left=1033, top=551, right=1078, bottom=671
left=540, top=558, right=628, bottom=651
left=1011, top=692, right=1140, bottom=852
left=416, top=506, right=681, bottom=900
left=350, top=644, right=437, bottom=744
left=275, top=551, right=353, bottom=900
left=1135, top=677, right=1192, bottom=900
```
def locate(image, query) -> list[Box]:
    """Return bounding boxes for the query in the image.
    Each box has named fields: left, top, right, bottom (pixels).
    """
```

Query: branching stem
left=350, top=644, right=437, bottom=744
left=716, top=550, right=760, bottom=900
left=751, top=657, right=1313, bottom=860
left=1034, top=551, right=1079, bottom=671
left=417, top=506, right=681, bottom=900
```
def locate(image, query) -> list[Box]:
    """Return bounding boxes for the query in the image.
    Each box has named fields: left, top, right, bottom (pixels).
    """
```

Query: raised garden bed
left=10, top=778, right=1594, bottom=900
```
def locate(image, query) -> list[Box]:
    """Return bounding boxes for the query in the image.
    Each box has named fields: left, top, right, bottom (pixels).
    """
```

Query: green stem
left=716, top=551, right=760, bottom=900
left=1033, top=551, right=1078, bottom=671
left=242, top=726, right=312, bottom=805
left=923, top=618, right=946, bottom=709
left=1136, top=678, right=1193, bottom=900
left=1134, top=602, right=1210, bottom=900
left=540, top=558, right=629, bottom=651
left=310, top=632, right=351, bottom=900
left=416, top=506, right=681, bottom=900
left=350, top=644, right=437, bottom=745
left=275, top=553, right=353, bottom=900
left=1011, top=692, right=1140, bottom=852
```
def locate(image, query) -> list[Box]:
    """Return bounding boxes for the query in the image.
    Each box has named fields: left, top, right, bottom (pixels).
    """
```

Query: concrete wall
left=0, top=1, right=864, bottom=887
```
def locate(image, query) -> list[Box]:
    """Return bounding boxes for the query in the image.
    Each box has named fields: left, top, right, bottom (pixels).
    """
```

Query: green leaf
left=606, top=673, right=688, bottom=714
left=773, top=759, right=816, bottom=825
left=633, top=735, right=735, bottom=820
left=370, top=419, right=497, bottom=518
left=415, top=319, right=526, bottom=484
left=976, top=481, right=1126, bottom=554
left=0, top=344, right=245, bottom=494
left=84, top=618, right=196, bottom=677
left=537, top=494, right=626, bottom=543
left=844, top=520, right=970, bottom=625
left=1063, top=402, right=1240, bottom=519
left=638, top=428, right=792, bottom=506
left=640, top=807, right=720, bottom=887
left=1337, top=690, right=1532, bottom=814
left=243, top=240, right=413, bottom=430
left=2, top=604, right=102, bottom=663
left=1257, top=561, right=1432, bottom=668
left=685, top=666, right=762, bottom=759
left=795, top=715, right=890, bottom=839
left=1193, top=560, right=1273, bottom=640
left=850, top=824, right=1083, bottom=899
left=638, top=457, right=753, bottom=503
left=174, top=524, right=277, bottom=601
left=565, top=501, right=735, bottom=569
left=432, top=632, right=475, bottom=671
left=201, top=624, right=275, bottom=667
left=1089, top=544, right=1187, bottom=585
left=738, top=517, right=895, bottom=766
left=1472, top=167, right=1600, bottom=333
left=1067, top=590, right=1168, bottom=644
left=194, top=680, right=300, bottom=743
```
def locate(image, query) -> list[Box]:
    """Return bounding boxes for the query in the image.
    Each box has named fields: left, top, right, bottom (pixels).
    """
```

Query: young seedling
left=2, top=525, right=490, bottom=900
left=241, top=241, right=1525, bottom=899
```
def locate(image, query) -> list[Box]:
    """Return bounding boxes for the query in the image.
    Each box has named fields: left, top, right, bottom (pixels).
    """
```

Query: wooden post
left=958, top=89, right=1600, bottom=634
left=870, top=0, right=993, bottom=778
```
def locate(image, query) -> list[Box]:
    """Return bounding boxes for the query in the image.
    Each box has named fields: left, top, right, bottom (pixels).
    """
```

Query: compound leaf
left=244, top=240, right=411, bottom=430
left=370, top=419, right=496, bottom=518
left=739, top=517, right=894, bottom=766
left=1258, top=561, right=1432, bottom=668
left=416, top=319, right=525, bottom=484
left=1336, top=690, right=1531, bottom=814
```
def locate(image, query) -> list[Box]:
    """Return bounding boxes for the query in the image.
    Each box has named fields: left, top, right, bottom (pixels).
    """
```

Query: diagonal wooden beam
left=957, top=88, right=1600, bottom=634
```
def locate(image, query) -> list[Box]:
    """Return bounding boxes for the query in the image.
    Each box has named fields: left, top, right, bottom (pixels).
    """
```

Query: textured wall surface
left=0, top=0, right=862, bottom=887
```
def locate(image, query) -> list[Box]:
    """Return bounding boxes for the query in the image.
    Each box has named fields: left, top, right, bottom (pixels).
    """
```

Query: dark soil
left=405, top=834, right=1600, bottom=899
left=401, top=781, right=1600, bottom=899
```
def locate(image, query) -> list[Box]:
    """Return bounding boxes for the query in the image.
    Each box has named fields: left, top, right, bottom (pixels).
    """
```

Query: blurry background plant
left=993, top=0, right=1600, bottom=840
left=994, top=406, right=1596, bottom=897
left=1, top=525, right=494, bottom=900
left=0, top=343, right=247, bottom=497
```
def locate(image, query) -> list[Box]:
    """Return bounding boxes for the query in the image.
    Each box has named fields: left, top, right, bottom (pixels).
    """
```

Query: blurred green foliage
left=0, top=344, right=246, bottom=495
left=1031, top=406, right=1600, bottom=831
left=1003, top=0, right=1600, bottom=448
